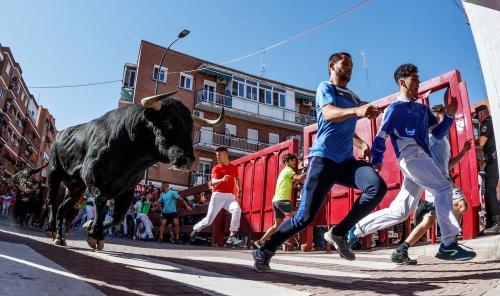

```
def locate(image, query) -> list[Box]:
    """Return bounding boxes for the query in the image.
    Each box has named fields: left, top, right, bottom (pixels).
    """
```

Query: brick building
left=0, top=43, right=57, bottom=181
left=119, top=40, right=316, bottom=189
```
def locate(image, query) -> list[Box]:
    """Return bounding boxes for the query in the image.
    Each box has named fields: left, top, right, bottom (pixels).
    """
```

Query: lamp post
left=154, top=29, right=190, bottom=96
left=145, top=29, right=190, bottom=187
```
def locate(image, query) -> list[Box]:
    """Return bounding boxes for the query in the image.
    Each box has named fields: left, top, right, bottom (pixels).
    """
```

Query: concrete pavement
left=1, top=220, right=500, bottom=296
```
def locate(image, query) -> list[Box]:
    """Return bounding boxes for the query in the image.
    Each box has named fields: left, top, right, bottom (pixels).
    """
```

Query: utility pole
left=361, top=49, right=371, bottom=101
left=260, top=49, right=267, bottom=77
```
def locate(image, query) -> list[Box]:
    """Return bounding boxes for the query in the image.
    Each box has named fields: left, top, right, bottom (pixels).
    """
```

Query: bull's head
left=141, top=91, right=224, bottom=169
left=8, top=162, right=48, bottom=197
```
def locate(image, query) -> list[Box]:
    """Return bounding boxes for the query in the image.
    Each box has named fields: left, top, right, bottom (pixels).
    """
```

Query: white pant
left=193, top=192, right=241, bottom=232
left=355, top=146, right=460, bottom=243
left=2, top=202, right=10, bottom=216
left=86, top=206, right=96, bottom=222
left=136, top=213, right=153, bottom=239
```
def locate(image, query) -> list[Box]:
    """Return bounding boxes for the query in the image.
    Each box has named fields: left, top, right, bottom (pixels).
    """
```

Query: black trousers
left=484, top=158, right=499, bottom=223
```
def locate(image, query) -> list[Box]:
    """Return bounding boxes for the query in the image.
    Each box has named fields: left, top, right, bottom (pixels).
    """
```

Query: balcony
left=120, top=87, right=134, bottom=102
left=189, top=172, right=211, bottom=187
left=193, top=127, right=273, bottom=156
left=195, top=90, right=316, bottom=130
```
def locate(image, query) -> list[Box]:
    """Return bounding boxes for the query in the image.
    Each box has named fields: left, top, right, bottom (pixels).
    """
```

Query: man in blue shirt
left=348, top=64, right=476, bottom=261
left=253, top=52, right=387, bottom=272
left=158, top=182, right=191, bottom=243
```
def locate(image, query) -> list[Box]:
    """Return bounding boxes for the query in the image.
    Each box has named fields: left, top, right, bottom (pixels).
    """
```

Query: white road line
left=188, top=256, right=371, bottom=284
left=75, top=250, right=311, bottom=296
left=273, top=255, right=399, bottom=269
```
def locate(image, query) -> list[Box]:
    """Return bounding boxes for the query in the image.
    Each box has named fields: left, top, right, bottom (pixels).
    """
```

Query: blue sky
left=0, top=0, right=484, bottom=130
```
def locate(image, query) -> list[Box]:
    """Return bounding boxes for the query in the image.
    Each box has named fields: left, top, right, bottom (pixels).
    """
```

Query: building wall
left=127, top=40, right=314, bottom=187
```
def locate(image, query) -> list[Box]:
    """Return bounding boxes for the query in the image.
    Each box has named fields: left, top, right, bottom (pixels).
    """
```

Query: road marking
left=188, top=256, right=371, bottom=283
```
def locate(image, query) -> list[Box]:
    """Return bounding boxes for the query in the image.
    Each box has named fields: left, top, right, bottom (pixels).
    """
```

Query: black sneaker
left=190, top=230, right=199, bottom=243
left=324, top=230, right=356, bottom=260
left=435, top=242, right=476, bottom=261
left=391, top=250, right=417, bottom=265
left=252, top=249, right=274, bottom=273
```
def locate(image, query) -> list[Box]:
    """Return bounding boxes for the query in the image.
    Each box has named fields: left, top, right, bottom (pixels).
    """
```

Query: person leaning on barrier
left=475, top=105, right=500, bottom=235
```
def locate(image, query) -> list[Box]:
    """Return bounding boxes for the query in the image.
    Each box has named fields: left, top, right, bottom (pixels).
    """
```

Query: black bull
left=45, top=91, right=223, bottom=249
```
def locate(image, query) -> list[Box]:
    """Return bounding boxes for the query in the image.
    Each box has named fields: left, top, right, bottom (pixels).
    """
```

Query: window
left=247, top=128, right=259, bottom=145
left=123, top=68, right=136, bottom=88
left=179, top=73, right=193, bottom=90
left=153, top=65, right=167, bottom=82
left=6, top=63, right=11, bottom=75
left=197, top=160, right=212, bottom=176
left=273, top=87, right=286, bottom=108
left=12, top=134, right=18, bottom=146
left=193, top=110, right=204, bottom=118
left=0, top=87, right=5, bottom=99
left=232, top=76, right=245, bottom=97
left=246, top=80, right=258, bottom=101
left=269, top=133, right=279, bottom=145
left=259, top=84, right=272, bottom=104
left=225, top=124, right=237, bottom=137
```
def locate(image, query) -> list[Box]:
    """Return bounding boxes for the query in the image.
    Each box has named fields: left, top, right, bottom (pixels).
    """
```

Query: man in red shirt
left=190, top=147, right=243, bottom=246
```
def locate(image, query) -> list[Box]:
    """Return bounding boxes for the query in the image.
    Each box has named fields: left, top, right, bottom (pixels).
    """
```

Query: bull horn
left=28, top=162, right=49, bottom=176
left=192, top=108, right=225, bottom=127
left=141, top=91, right=178, bottom=111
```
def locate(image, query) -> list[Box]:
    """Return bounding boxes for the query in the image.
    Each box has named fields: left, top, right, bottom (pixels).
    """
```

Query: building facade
left=119, top=40, right=316, bottom=189
left=0, top=44, right=57, bottom=181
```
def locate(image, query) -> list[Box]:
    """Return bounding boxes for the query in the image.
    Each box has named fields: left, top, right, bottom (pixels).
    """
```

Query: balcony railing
left=120, top=87, right=134, bottom=102
left=189, top=172, right=211, bottom=187
left=193, top=128, right=273, bottom=153
left=195, top=90, right=316, bottom=126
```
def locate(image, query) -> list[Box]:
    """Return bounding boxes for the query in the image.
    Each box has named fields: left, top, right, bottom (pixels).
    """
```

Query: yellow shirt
left=272, top=166, right=295, bottom=202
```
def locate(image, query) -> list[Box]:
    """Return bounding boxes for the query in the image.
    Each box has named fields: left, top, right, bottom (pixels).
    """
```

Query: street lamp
left=146, top=29, right=190, bottom=187
left=154, top=29, right=190, bottom=96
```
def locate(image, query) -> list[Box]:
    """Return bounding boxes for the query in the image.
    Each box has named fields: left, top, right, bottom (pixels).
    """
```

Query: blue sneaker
left=252, top=249, right=274, bottom=273
left=435, top=242, right=476, bottom=261
left=346, top=226, right=360, bottom=249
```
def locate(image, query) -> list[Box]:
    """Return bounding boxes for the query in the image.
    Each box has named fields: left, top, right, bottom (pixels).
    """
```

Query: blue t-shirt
left=159, top=189, right=180, bottom=213
left=309, top=81, right=362, bottom=163
left=371, top=98, right=453, bottom=165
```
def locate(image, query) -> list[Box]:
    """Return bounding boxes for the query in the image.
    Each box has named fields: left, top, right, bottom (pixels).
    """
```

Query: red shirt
left=211, top=163, right=238, bottom=193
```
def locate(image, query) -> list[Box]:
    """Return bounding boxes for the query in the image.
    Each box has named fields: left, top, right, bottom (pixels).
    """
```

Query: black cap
left=215, top=146, right=228, bottom=152
left=431, top=104, right=445, bottom=112
left=475, top=105, right=488, bottom=114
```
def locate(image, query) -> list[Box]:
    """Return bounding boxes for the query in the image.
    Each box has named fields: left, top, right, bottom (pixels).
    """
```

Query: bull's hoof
left=97, top=240, right=105, bottom=251
left=54, top=238, right=67, bottom=247
left=45, top=230, right=56, bottom=239
left=87, top=236, right=98, bottom=249
left=82, top=220, right=93, bottom=233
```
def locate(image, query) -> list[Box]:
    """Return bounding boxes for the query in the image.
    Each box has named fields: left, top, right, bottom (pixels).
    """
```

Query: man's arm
left=354, top=133, right=371, bottom=162
left=449, top=139, right=473, bottom=169
left=235, top=176, right=242, bottom=199
left=371, top=105, right=394, bottom=170
left=322, top=103, right=380, bottom=123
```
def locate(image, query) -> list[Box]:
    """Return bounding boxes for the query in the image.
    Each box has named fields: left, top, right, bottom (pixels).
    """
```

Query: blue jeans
left=263, top=156, right=387, bottom=252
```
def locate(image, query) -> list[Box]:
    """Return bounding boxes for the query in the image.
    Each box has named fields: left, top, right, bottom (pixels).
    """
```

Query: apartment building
left=119, top=40, right=316, bottom=189
left=0, top=44, right=57, bottom=180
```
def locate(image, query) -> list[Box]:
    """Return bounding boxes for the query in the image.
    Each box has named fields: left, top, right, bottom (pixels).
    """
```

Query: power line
left=30, top=79, right=122, bottom=89
left=28, top=0, right=371, bottom=89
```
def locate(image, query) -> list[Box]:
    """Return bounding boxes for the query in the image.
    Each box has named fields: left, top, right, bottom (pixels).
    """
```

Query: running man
left=253, top=52, right=387, bottom=272
left=347, top=64, right=476, bottom=261
left=254, top=153, right=306, bottom=249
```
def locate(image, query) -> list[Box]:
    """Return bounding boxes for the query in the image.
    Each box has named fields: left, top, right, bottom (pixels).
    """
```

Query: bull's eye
left=163, top=120, right=173, bottom=130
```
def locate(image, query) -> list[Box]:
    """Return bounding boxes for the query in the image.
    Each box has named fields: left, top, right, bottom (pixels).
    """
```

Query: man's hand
left=445, top=96, right=458, bottom=116
left=373, top=163, right=382, bottom=173
left=237, top=191, right=242, bottom=199
left=463, top=139, right=473, bottom=153
left=187, top=206, right=193, bottom=211
left=222, top=175, right=230, bottom=182
left=355, top=104, right=381, bottom=119
left=360, top=143, right=371, bottom=162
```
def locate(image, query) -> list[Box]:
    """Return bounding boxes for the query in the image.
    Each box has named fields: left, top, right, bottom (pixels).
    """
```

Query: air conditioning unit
left=217, top=77, right=227, bottom=84
left=302, top=99, right=313, bottom=107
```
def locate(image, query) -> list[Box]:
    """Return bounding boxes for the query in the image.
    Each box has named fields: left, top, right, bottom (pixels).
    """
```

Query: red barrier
left=301, top=70, right=479, bottom=249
